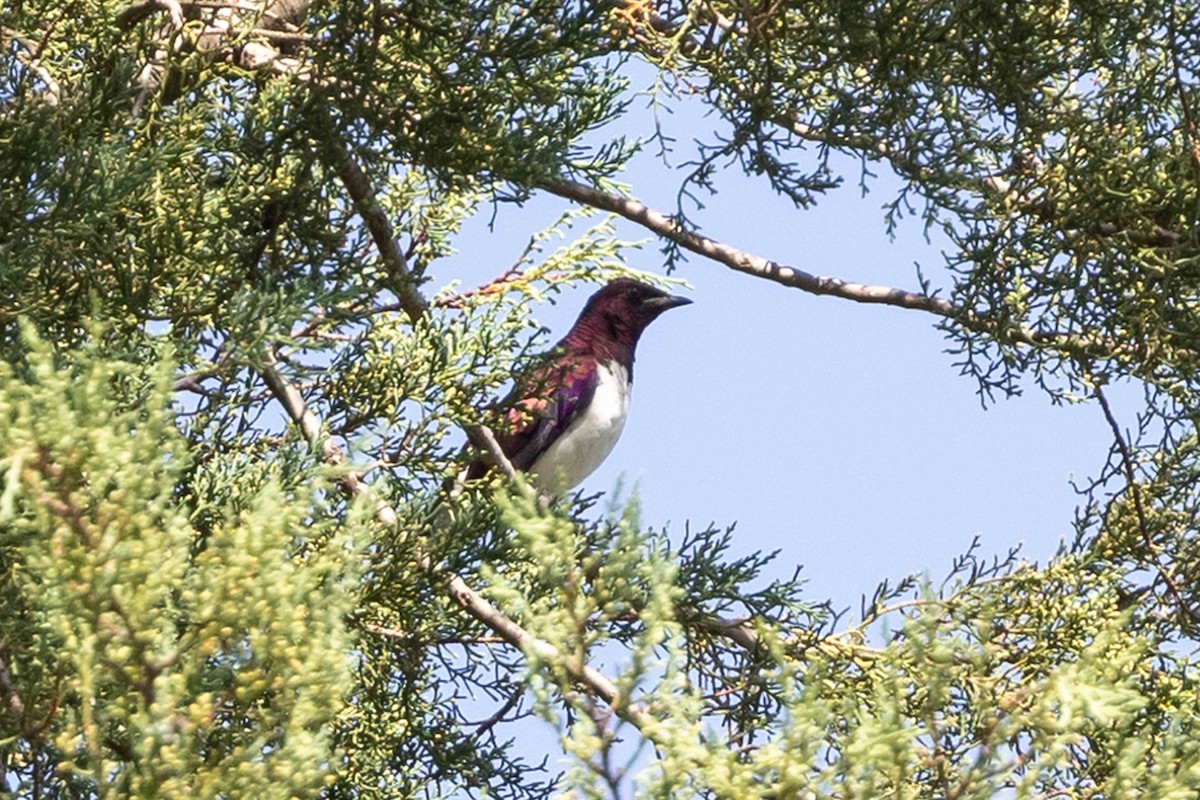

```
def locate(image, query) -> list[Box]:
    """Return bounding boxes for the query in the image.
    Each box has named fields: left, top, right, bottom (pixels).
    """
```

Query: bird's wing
left=499, top=355, right=598, bottom=471
left=466, top=354, right=598, bottom=479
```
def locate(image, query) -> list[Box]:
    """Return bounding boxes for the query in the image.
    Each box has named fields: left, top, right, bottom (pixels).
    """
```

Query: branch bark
left=542, top=178, right=1100, bottom=355
left=332, top=147, right=429, bottom=325
left=544, top=178, right=956, bottom=314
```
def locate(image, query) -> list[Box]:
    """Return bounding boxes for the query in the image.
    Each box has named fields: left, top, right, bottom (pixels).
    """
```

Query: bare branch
left=258, top=349, right=343, bottom=463
left=466, top=686, right=526, bottom=743
left=444, top=576, right=657, bottom=727
left=172, top=373, right=217, bottom=394
left=542, top=178, right=1103, bottom=356
left=544, top=179, right=955, bottom=314
left=332, top=147, right=429, bottom=325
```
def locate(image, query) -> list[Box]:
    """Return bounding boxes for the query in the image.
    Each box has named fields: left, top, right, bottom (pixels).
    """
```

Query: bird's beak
left=646, top=293, right=693, bottom=311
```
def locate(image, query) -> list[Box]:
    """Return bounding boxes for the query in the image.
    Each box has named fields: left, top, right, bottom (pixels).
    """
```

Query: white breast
left=529, top=361, right=631, bottom=492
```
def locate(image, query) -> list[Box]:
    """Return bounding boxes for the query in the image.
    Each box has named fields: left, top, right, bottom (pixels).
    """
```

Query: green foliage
left=0, top=329, right=360, bottom=798
left=5, top=0, right=1200, bottom=798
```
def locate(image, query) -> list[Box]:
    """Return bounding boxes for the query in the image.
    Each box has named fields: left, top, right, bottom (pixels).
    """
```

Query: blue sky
left=435, top=102, right=1119, bottom=616
left=422, top=65, right=1143, bottom=794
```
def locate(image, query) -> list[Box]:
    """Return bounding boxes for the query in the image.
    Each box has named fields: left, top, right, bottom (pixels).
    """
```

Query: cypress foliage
left=3, top=1, right=1200, bottom=797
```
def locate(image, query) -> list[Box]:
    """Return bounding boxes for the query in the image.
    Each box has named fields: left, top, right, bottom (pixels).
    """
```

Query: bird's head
left=564, top=277, right=692, bottom=360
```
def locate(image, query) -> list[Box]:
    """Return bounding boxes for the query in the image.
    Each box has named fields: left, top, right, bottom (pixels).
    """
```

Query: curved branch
left=331, top=146, right=430, bottom=325
left=465, top=425, right=519, bottom=480
left=544, top=178, right=955, bottom=315
left=543, top=178, right=1096, bottom=355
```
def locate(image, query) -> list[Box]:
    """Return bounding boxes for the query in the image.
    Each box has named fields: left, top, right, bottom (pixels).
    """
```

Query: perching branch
left=464, top=425, right=519, bottom=480
left=255, top=353, right=661, bottom=730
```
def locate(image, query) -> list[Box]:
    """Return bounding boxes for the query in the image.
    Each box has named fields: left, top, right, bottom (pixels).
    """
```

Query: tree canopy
left=3, top=0, right=1200, bottom=797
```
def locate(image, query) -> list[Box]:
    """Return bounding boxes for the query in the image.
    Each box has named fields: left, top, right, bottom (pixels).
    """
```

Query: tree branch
left=543, top=178, right=1098, bottom=354
left=544, top=178, right=956, bottom=314
left=466, top=685, right=526, bottom=743
left=2, top=26, right=61, bottom=106
left=1095, top=385, right=1200, bottom=624
left=331, top=147, right=429, bottom=325
left=257, top=348, right=659, bottom=731
left=464, top=425, right=519, bottom=480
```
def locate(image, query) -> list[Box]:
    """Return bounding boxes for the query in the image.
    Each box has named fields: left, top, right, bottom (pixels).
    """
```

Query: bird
left=465, top=277, right=692, bottom=492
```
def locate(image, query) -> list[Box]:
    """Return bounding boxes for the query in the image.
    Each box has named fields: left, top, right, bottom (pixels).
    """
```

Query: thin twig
left=465, top=425, right=519, bottom=480
left=467, top=687, right=525, bottom=743
left=2, top=27, right=61, bottom=105
left=543, top=179, right=956, bottom=315
left=434, top=266, right=546, bottom=309
left=249, top=27, right=313, bottom=42
left=1095, top=386, right=1200, bottom=624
